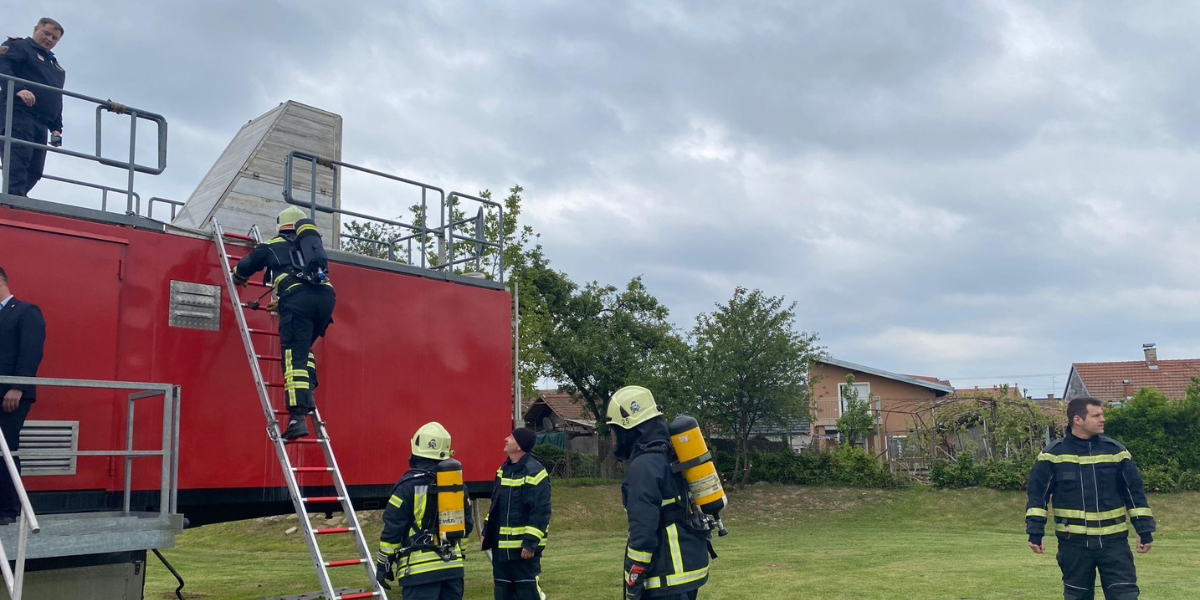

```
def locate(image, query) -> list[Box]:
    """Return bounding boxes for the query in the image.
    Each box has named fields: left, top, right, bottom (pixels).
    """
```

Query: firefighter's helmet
left=607, top=386, right=662, bottom=430
left=277, top=206, right=306, bottom=232
left=411, top=422, right=454, bottom=459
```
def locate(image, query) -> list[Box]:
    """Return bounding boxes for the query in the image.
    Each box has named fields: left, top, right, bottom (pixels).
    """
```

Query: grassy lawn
left=145, top=484, right=1200, bottom=599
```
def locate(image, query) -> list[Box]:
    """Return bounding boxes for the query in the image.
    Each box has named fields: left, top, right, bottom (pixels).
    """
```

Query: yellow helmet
left=277, top=206, right=306, bottom=232
left=607, top=386, right=662, bottom=430
left=411, top=422, right=453, bottom=459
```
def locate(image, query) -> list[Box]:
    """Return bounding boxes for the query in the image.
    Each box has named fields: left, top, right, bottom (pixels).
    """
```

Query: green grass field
left=145, top=484, right=1200, bottom=599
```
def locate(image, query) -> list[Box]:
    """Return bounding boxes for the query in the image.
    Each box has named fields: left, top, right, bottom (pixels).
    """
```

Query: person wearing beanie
left=480, top=427, right=551, bottom=599
left=512, top=427, right=537, bottom=454
left=1025, top=397, right=1156, bottom=600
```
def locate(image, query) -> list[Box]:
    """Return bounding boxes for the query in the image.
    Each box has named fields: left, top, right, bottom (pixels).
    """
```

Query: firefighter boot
left=283, top=411, right=309, bottom=440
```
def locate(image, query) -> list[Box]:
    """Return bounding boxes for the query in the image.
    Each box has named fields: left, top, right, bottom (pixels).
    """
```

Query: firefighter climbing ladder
left=212, top=220, right=387, bottom=600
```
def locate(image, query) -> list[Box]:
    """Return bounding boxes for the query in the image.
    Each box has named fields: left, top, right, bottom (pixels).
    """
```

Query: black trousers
left=0, top=400, right=32, bottom=518
left=1, top=110, right=48, bottom=197
left=649, top=592, right=698, bottom=600
left=492, top=555, right=543, bottom=600
left=402, top=578, right=464, bottom=600
left=1057, top=541, right=1139, bottom=600
left=278, top=286, right=335, bottom=417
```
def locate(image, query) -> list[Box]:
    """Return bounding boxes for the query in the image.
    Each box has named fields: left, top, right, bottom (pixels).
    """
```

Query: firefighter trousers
left=402, top=578, right=464, bottom=600
left=1057, top=541, right=1139, bottom=600
left=492, top=555, right=545, bottom=600
left=277, top=285, right=335, bottom=417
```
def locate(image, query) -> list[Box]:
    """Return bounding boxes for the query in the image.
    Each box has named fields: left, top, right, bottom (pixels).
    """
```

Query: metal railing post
left=126, top=111, right=138, bottom=214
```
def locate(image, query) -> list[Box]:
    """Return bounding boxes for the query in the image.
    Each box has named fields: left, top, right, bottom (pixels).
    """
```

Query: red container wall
left=0, top=205, right=513, bottom=506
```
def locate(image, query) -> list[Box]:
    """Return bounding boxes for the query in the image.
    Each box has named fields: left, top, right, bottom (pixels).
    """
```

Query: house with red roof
left=1064, top=344, right=1200, bottom=404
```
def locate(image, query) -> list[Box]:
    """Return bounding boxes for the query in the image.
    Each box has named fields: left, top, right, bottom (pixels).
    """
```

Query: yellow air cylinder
left=668, top=415, right=728, bottom=517
left=436, top=458, right=466, bottom=544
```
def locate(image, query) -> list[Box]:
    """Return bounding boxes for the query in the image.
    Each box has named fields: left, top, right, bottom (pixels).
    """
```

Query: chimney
left=1143, top=343, right=1158, bottom=370
left=1123, top=379, right=1134, bottom=400
left=1047, top=393, right=1055, bottom=401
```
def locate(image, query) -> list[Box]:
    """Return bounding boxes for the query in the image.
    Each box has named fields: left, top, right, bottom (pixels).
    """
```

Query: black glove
left=624, top=564, right=646, bottom=600
left=375, top=553, right=394, bottom=590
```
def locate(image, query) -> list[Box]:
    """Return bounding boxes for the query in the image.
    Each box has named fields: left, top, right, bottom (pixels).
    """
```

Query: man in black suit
left=0, top=266, right=45, bottom=524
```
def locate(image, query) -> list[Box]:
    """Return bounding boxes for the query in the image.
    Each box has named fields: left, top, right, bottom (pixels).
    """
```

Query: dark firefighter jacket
left=1026, top=430, right=1156, bottom=548
left=0, top=37, right=66, bottom=131
left=481, top=453, right=551, bottom=561
left=378, top=464, right=474, bottom=586
left=623, top=421, right=710, bottom=597
left=232, top=219, right=333, bottom=297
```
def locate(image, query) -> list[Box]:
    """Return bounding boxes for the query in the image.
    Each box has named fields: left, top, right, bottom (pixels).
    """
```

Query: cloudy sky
left=14, top=1, right=1200, bottom=396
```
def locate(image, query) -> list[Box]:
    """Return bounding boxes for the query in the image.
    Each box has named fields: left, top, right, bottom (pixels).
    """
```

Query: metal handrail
left=0, top=420, right=40, bottom=600
left=2, top=73, right=168, bottom=214
left=282, top=150, right=444, bottom=269
left=40, top=174, right=142, bottom=214
left=0, top=376, right=180, bottom=519
left=281, top=151, right=506, bottom=281
left=442, top=191, right=504, bottom=278
left=148, top=196, right=184, bottom=221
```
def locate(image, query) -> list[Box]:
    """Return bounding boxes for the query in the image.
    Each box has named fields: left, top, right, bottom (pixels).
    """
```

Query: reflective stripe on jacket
left=481, top=454, right=551, bottom=560
left=623, top=436, right=710, bottom=597
left=1025, top=431, right=1156, bottom=546
left=378, top=467, right=473, bottom=586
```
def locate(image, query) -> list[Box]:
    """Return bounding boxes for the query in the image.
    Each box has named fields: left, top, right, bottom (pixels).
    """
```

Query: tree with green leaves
left=691, top=287, right=823, bottom=489
left=520, top=258, right=684, bottom=474
left=836, top=373, right=876, bottom=448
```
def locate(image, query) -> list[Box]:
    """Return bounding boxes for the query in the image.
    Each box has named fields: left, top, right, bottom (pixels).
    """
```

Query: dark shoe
left=282, top=416, right=309, bottom=440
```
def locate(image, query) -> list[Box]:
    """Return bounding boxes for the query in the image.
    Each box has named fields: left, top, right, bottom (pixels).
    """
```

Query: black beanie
left=512, top=428, right=536, bottom=453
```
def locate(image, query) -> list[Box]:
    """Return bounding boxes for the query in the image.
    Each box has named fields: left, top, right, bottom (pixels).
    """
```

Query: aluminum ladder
left=212, top=220, right=386, bottom=600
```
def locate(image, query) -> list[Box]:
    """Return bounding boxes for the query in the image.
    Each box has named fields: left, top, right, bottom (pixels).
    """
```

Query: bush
left=980, top=458, right=1032, bottom=491
left=931, top=455, right=983, bottom=489
left=718, top=445, right=900, bottom=489
left=1139, top=466, right=1179, bottom=493
left=1178, top=470, right=1200, bottom=492
left=1105, top=385, right=1200, bottom=473
left=531, top=444, right=565, bottom=465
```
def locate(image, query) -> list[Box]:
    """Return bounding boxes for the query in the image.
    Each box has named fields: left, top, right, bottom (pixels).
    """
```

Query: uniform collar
left=0, top=295, right=12, bottom=310
left=25, top=37, right=54, bottom=58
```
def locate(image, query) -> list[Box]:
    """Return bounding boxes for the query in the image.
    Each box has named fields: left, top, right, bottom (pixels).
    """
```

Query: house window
left=837, top=382, right=871, bottom=415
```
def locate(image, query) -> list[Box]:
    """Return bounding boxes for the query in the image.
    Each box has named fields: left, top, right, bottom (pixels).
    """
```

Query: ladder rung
left=223, top=232, right=255, bottom=242
left=325, top=558, right=366, bottom=568
left=257, top=354, right=282, bottom=361
left=248, top=328, right=279, bottom=337
left=272, top=409, right=290, bottom=416
left=247, top=281, right=271, bottom=288
left=315, top=527, right=353, bottom=535
left=228, top=254, right=244, bottom=262
left=302, top=496, right=343, bottom=503
left=265, top=382, right=284, bottom=388
left=337, top=593, right=378, bottom=600
left=293, top=466, right=333, bottom=473
left=285, top=438, right=324, bottom=445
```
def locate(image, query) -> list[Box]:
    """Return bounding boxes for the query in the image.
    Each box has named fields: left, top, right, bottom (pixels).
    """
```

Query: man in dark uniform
left=608, top=386, right=710, bottom=600
left=0, top=266, right=46, bottom=525
left=1026, top=396, right=1156, bottom=600
left=376, top=422, right=473, bottom=600
left=481, top=427, right=550, bottom=600
left=233, top=206, right=335, bottom=440
left=0, top=18, right=65, bottom=197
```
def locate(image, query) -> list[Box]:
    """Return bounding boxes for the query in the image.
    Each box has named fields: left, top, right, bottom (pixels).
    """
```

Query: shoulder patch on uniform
left=6, top=36, right=19, bottom=41
left=0, top=47, right=7, bottom=55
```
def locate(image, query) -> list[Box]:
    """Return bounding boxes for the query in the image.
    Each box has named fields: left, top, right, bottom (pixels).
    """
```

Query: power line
left=943, top=372, right=1063, bottom=380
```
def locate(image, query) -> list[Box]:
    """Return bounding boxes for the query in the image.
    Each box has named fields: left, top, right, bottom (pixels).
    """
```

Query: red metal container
left=0, top=201, right=513, bottom=525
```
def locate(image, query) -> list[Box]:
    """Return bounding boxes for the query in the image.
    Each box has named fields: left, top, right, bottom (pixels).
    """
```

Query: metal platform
left=0, top=512, right=182, bottom=560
